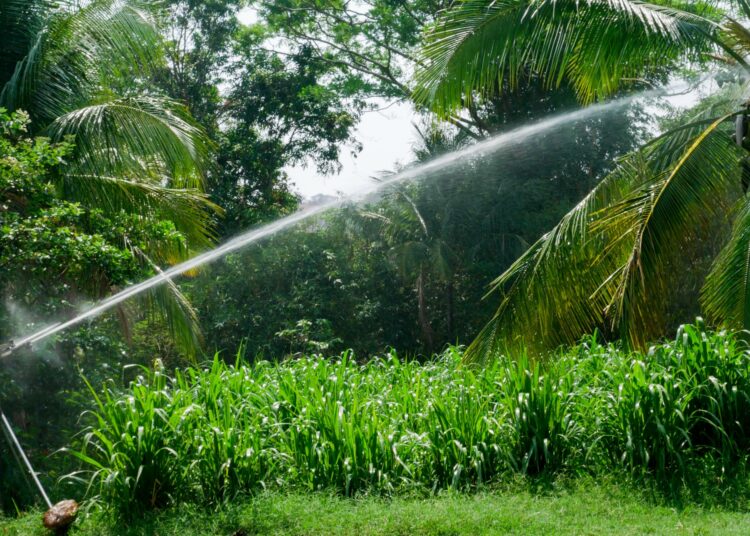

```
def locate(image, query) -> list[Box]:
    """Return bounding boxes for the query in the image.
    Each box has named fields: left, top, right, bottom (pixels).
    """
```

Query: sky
left=287, top=100, right=419, bottom=199
left=236, top=7, right=420, bottom=200
left=235, top=8, right=714, bottom=201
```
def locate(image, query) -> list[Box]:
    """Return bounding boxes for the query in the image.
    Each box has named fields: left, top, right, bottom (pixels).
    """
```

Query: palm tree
left=1, top=0, right=219, bottom=355
left=414, top=0, right=724, bottom=111
left=362, top=186, right=456, bottom=351
left=415, top=0, right=750, bottom=358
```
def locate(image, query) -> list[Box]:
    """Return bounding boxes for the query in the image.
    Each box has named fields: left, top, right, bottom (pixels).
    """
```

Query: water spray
left=0, top=84, right=693, bottom=531
left=0, top=87, right=679, bottom=359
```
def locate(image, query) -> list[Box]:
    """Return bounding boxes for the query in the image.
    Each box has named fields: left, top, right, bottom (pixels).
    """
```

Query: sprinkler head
left=0, top=341, right=14, bottom=358
left=42, top=499, right=79, bottom=533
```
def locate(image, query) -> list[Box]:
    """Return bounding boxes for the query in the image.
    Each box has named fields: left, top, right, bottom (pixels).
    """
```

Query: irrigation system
left=0, top=84, right=690, bottom=526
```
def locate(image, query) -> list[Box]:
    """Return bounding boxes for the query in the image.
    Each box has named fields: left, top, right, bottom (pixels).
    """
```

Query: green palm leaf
left=701, top=198, right=750, bottom=329
left=1, top=0, right=160, bottom=123
left=47, top=96, right=217, bottom=248
left=146, top=279, right=204, bottom=361
left=597, top=112, right=739, bottom=346
left=414, top=0, right=717, bottom=113
left=47, top=96, right=209, bottom=181
left=464, top=158, right=636, bottom=360
left=466, top=92, right=746, bottom=361
left=57, top=174, right=219, bottom=251
left=130, top=246, right=204, bottom=360
left=0, top=1, right=48, bottom=84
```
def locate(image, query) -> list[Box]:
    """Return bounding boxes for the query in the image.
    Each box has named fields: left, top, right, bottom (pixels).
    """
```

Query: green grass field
left=8, top=322, right=750, bottom=534
left=61, top=323, right=750, bottom=516
left=3, top=484, right=750, bottom=535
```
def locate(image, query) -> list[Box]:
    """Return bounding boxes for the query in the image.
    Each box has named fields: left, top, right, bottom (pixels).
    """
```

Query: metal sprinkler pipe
left=1, top=345, right=79, bottom=532
left=0, top=341, right=14, bottom=358
left=0, top=409, right=52, bottom=509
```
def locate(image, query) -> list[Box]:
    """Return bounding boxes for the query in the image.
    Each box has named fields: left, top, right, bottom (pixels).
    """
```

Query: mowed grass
left=3, top=484, right=750, bottom=535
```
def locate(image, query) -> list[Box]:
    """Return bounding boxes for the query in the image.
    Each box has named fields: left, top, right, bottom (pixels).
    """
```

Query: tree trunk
left=417, top=266, right=435, bottom=351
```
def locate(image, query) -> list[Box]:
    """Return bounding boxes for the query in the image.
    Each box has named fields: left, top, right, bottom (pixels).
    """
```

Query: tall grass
left=67, top=321, right=750, bottom=514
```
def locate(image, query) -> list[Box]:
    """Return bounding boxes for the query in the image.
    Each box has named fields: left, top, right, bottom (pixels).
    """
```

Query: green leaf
left=414, top=0, right=718, bottom=113
left=702, top=197, right=750, bottom=330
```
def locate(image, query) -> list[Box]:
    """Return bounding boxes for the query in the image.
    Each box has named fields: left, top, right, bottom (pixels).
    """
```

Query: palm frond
left=465, top=157, right=639, bottom=361
left=129, top=246, right=203, bottom=361
left=720, top=18, right=750, bottom=59
left=47, top=96, right=210, bottom=182
left=145, top=279, right=204, bottom=361
left=466, top=93, right=747, bottom=361
left=57, top=173, right=219, bottom=250
left=0, top=0, right=48, bottom=84
left=44, top=96, right=217, bottom=247
left=701, top=197, right=750, bottom=329
left=414, top=0, right=718, bottom=113
left=598, top=113, right=739, bottom=346
left=1, top=0, right=160, bottom=123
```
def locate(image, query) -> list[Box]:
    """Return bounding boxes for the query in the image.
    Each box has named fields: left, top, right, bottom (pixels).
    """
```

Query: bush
left=67, top=322, right=750, bottom=515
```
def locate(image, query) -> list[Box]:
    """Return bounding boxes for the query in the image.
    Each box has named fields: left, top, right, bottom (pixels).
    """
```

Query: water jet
left=0, top=89, right=667, bottom=358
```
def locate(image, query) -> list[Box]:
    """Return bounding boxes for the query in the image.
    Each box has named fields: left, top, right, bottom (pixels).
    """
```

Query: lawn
left=3, top=484, right=750, bottom=535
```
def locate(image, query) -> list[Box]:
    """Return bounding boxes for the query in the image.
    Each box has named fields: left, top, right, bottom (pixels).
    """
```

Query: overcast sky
left=287, top=101, right=419, bottom=198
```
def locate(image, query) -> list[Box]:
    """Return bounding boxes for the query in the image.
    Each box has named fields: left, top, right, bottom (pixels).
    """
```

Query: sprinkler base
left=42, top=500, right=79, bottom=533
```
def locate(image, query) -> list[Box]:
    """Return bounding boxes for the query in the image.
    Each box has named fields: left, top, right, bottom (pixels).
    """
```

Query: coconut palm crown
left=415, top=0, right=750, bottom=358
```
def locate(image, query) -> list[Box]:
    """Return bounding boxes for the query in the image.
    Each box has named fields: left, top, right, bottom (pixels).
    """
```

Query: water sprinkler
left=1, top=340, right=15, bottom=358
left=0, top=411, right=52, bottom=509
left=1, top=409, right=80, bottom=532
left=0, top=343, right=79, bottom=532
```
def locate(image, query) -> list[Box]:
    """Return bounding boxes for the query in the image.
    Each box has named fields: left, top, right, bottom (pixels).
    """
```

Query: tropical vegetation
left=0, top=0, right=218, bottom=355
left=59, top=322, right=750, bottom=514
left=6, top=0, right=750, bottom=532
left=414, top=0, right=750, bottom=356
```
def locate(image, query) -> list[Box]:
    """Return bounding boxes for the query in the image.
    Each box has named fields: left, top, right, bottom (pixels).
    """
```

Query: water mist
left=0, top=87, right=672, bottom=357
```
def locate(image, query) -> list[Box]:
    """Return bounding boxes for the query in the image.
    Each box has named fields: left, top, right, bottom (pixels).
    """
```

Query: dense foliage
left=0, top=0, right=221, bottom=358
left=68, top=322, right=750, bottom=514
left=153, top=0, right=365, bottom=236
left=414, top=0, right=750, bottom=357
left=0, top=108, right=200, bottom=511
left=190, top=89, right=648, bottom=357
left=6, top=0, right=750, bottom=525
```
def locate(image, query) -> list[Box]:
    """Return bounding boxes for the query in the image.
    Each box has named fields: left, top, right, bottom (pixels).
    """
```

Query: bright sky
left=235, top=8, right=714, bottom=200
left=236, top=7, right=420, bottom=200
left=287, top=101, right=419, bottom=198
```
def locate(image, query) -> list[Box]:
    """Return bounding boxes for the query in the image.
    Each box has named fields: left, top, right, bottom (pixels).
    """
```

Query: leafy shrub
left=70, top=370, right=188, bottom=509
left=67, top=322, right=750, bottom=514
left=499, top=355, right=583, bottom=475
